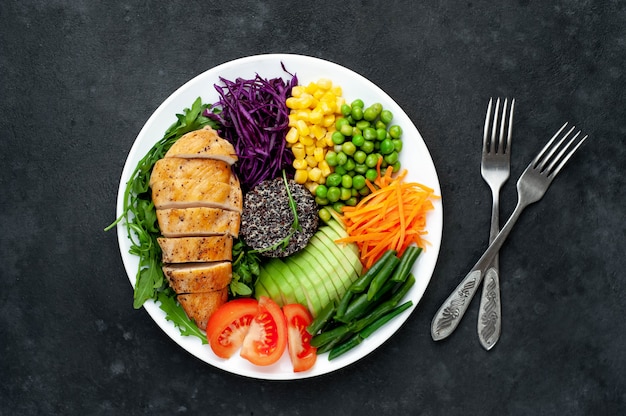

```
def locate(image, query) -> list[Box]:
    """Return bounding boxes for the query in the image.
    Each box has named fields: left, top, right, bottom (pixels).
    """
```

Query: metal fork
left=478, top=98, right=515, bottom=350
left=431, top=123, right=588, bottom=341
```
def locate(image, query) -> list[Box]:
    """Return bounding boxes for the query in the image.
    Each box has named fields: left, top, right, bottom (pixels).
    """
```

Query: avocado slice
left=256, top=266, right=286, bottom=306
left=319, top=225, right=363, bottom=278
left=307, top=234, right=351, bottom=294
left=263, top=259, right=301, bottom=306
left=324, top=220, right=363, bottom=263
left=290, top=248, right=341, bottom=304
left=254, top=278, right=270, bottom=299
left=310, top=233, right=359, bottom=291
left=284, top=258, right=330, bottom=313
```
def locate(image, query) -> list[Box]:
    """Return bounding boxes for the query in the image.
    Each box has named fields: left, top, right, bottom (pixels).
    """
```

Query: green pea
left=353, top=150, right=367, bottom=164
left=335, top=118, right=349, bottom=131
left=352, top=134, right=365, bottom=147
left=363, top=103, right=382, bottom=121
left=376, top=128, right=387, bottom=141
left=356, top=120, right=370, bottom=130
left=344, top=158, right=356, bottom=172
left=334, top=165, right=347, bottom=176
left=365, top=153, right=380, bottom=168
left=341, top=175, right=353, bottom=189
left=326, top=173, right=342, bottom=187
left=340, top=104, right=352, bottom=117
left=380, top=109, right=393, bottom=125
left=365, top=168, right=379, bottom=182
left=315, top=196, right=329, bottom=206
left=333, top=201, right=345, bottom=213
left=340, top=187, right=352, bottom=201
left=332, top=131, right=345, bottom=145
left=351, top=188, right=358, bottom=197
left=375, top=120, right=387, bottom=130
left=346, top=196, right=358, bottom=207
left=351, top=99, right=364, bottom=108
left=359, top=186, right=371, bottom=196
left=327, top=186, right=341, bottom=203
left=380, top=138, right=395, bottom=155
left=392, top=161, right=401, bottom=173
left=336, top=151, right=348, bottom=166
left=363, top=127, right=377, bottom=141
left=342, top=141, right=356, bottom=156
left=354, top=163, right=368, bottom=174
left=352, top=127, right=361, bottom=137
left=352, top=174, right=366, bottom=190
left=389, top=125, right=403, bottom=139
left=384, top=151, right=399, bottom=165
left=315, top=184, right=328, bottom=199
left=325, top=151, right=338, bottom=166
left=351, top=105, right=363, bottom=121
left=340, top=123, right=354, bottom=137
left=361, top=140, right=374, bottom=154
left=393, top=139, right=403, bottom=152
left=318, top=207, right=332, bottom=222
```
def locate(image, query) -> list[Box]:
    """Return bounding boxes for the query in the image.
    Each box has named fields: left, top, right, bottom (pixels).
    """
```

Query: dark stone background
left=1, top=1, right=624, bottom=415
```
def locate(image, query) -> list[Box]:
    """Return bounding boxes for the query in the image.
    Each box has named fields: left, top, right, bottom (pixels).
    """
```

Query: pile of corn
left=285, top=79, right=345, bottom=193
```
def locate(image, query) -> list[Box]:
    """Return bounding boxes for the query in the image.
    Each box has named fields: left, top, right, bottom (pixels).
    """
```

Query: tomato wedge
left=240, top=296, right=287, bottom=366
left=206, top=298, right=259, bottom=359
left=283, top=303, right=317, bottom=372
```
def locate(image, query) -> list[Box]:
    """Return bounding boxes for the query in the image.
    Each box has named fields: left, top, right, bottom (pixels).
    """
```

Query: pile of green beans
left=314, top=99, right=404, bottom=214
left=307, top=245, right=422, bottom=360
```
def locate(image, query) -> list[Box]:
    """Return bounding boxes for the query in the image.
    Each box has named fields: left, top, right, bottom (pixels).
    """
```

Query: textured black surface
left=1, top=1, right=625, bottom=415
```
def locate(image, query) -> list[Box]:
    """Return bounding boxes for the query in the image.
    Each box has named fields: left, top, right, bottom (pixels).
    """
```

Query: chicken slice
left=157, top=235, right=233, bottom=263
left=150, top=158, right=233, bottom=186
left=156, top=207, right=240, bottom=238
left=163, top=261, right=232, bottom=294
left=177, top=289, right=229, bottom=331
left=151, top=175, right=242, bottom=212
left=165, top=126, right=237, bottom=165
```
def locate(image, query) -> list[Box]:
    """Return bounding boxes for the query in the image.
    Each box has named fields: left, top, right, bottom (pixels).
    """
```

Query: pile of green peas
left=315, top=99, right=403, bottom=215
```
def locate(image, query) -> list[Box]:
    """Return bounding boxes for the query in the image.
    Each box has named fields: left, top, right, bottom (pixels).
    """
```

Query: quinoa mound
left=240, top=177, right=318, bottom=257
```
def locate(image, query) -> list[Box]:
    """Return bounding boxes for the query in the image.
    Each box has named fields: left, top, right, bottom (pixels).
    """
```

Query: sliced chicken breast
left=165, top=126, right=237, bottom=165
left=158, top=235, right=233, bottom=263
left=163, top=262, right=232, bottom=294
left=151, top=175, right=242, bottom=212
left=177, top=289, right=229, bottom=330
left=150, top=158, right=233, bottom=186
left=156, top=207, right=240, bottom=238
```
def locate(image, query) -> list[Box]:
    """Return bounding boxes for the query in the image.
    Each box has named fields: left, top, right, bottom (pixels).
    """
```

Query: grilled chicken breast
left=156, top=207, right=240, bottom=238
left=151, top=176, right=243, bottom=212
left=163, top=262, right=232, bottom=294
left=150, top=158, right=233, bottom=185
left=165, top=126, right=237, bottom=165
left=177, top=289, right=229, bottom=330
left=157, top=235, right=233, bottom=263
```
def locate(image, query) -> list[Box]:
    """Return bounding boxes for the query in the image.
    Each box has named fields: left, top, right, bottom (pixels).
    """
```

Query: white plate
left=115, top=54, right=443, bottom=380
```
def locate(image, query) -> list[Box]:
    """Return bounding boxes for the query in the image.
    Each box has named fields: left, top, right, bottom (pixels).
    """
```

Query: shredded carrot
left=336, top=161, right=439, bottom=269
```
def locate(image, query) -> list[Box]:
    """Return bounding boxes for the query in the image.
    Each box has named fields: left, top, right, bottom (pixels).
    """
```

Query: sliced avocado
left=280, top=258, right=323, bottom=316
left=263, top=259, right=300, bottom=306
left=319, top=225, right=363, bottom=277
left=267, top=257, right=312, bottom=312
left=324, top=220, right=363, bottom=263
left=254, top=278, right=270, bottom=299
left=290, top=248, right=340, bottom=304
left=256, top=266, right=285, bottom=306
left=284, top=258, right=330, bottom=313
left=307, top=234, right=350, bottom=294
left=310, top=233, right=358, bottom=292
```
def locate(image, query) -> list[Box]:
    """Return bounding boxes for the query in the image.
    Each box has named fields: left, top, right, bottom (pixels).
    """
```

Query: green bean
left=359, top=301, right=413, bottom=339
left=335, top=287, right=354, bottom=320
left=328, top=333, right=363, bottom=360
left=388, top=273, right=416, bottom=307
left=391, top=246, right=422, bottom=282
left=316, top=332, right=351, bottom=354
left=367, top=255, right=400, bottom=300
left=310, top=321, right=355, bottom=348
left=307, top=301, right=337, bottom=335
left=349, top=250, right=397, bottom=293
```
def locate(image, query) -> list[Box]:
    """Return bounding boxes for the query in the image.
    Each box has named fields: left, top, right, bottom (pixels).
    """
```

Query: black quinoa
left=240, top=177, right=318, bottom=257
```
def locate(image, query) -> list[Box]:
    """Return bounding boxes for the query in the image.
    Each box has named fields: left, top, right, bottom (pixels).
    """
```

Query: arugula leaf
left=156, top=290, right=207, bottom=343
left=230, top=238, right=261, bottom=296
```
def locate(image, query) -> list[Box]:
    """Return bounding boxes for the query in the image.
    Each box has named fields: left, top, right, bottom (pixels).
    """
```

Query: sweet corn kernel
left=306, top=155, right=317, bottom=167
left=305, top=144, right=316, bottom=155
left=324, top=131, right=335, bottom=147
left=288, top=114, right=298, bottom=127
left=331, top=85, right=342, bottom=96
left=310, top=124, right=326, bottom=140
left=296, top=119, right=310, bottom=136
left=285, top=127, right=299, bottom=144
left=299, top=94, right=314, bottom=108
left=291, top=85, right=305, bottom=97
left=317, top=78, right=332, bottom=90
left=313, top=147, right=325, bottom=162
left=313, top=89, right=325, bottom=100
left=306, top=182, right=319, bottom=194
left=322, top=114, right=335, bottom=128
left=299, top=135, right=314, bottom=146
left=294, top=169, right=308, bottom=184
left=286, top=97, right=299, bottom=109
left=309, top=109, right=323, bottom=125
left=295, top=110, right=309, bottom=121
left=292, top=143, right=306, bottom=160
left=293, top=159, right=308, bottom=170
left=308, top=167, right=322, bottom=182
left=319, top=160, right=331, bottom=177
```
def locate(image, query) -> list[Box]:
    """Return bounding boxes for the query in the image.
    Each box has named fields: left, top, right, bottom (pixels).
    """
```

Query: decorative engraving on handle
left=433, top=275, right=478, bottom=337
left=479, top=271, right=499, bottom=344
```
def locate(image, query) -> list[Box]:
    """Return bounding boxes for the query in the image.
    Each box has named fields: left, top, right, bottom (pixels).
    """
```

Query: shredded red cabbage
left=206, top=69, right=298, bottom=191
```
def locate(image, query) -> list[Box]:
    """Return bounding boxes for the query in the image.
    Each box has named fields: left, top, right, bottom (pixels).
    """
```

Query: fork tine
left=505, top=99, right=515, bottom=154
left=549, top=131, right=588, bottom=177
left=533, top=122, right=587, bottom=178
left=483, top=98, right=493, bottom=152
left=490, top=98, right=501, bottom=153
left=498, top=98, right=508, bottom=153
left=532, top=123, right=569, bottom=169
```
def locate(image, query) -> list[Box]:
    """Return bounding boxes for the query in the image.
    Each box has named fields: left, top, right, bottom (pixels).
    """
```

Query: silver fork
left=478, top=98, right=515, bottom=350
left=431, top=122, right=588, bottom=342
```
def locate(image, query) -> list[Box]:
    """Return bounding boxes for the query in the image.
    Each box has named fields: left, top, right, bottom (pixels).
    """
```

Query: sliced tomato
left=283, top=303, right=317, bottom=372
left=206, top=298, right=259, bottom=359
left=240, top=296, right=287, bottom=366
